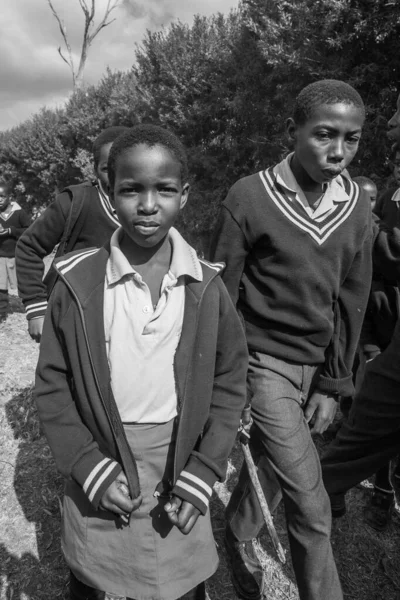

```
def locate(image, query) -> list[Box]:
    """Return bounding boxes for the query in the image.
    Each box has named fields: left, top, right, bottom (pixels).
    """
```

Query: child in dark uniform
left=34, top=124, right=248, bottom=600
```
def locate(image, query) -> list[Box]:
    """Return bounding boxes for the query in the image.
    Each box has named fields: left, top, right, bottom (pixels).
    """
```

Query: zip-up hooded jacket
left=34, top=245, right=248, bottom=515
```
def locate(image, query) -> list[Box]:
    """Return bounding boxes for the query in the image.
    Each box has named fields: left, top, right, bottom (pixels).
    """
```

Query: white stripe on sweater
left=179, top=470, right=212, bottom=497
left=58, top=249, right=99, bottom=275
left=175, top=480, right=210, bottom=508
left=57, top=248, right=98, bottom=270
left=88, top=461, right=119, bottom=503
left=83, top=457, right=111, bottom=494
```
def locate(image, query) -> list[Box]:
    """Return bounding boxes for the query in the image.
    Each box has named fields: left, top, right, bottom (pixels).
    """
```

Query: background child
left=16, top=125, right=129, bottom=342
left=353, top=175, right=377, bottom=211
left=34, top=124, right=248, bottom=600
left=210, top=80, right=372, bottom=600
left=0, top=181, right=30, bottom=322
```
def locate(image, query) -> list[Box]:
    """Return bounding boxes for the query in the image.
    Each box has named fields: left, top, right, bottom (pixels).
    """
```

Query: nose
left=139, top=192, right=157, bottom=214
left=329, top=138, right=344, bottom=162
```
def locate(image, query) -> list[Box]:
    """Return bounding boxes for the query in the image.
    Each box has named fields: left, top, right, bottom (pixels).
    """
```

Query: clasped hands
left=99, top=471, right=200, bottom=534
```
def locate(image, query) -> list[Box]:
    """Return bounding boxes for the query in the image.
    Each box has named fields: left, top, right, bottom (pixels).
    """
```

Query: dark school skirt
left=61, top=419, right=219, bottom=600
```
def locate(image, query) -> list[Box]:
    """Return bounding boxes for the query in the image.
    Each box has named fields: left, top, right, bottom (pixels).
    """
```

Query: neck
left=290, top=155, right=323, bottom=193
left=120, top=232, right=172, bottom=269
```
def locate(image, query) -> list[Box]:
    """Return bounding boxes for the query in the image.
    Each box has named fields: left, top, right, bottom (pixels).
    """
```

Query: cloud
left=0, top=0, right=238, bottom=131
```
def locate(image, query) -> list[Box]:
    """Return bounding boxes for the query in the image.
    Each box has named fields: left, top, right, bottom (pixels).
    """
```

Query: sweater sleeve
left=34, top=285, right=122, bottom=509
left=172, top=278, right=248, bottom=514
left=209, top=203, right=249, bottom=308
left=373, top=218, right=400, bottom=283
left=317, top=222, right=373, bottom=396
left=9, top=209, right=31, bottom=239
left=15, top=192, right=71, bottom=320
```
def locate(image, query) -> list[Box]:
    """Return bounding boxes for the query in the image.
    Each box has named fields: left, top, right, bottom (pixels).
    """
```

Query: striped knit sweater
left=210, top=167, right=373, bottom=396
left=16, top=182, right=119, bottom=320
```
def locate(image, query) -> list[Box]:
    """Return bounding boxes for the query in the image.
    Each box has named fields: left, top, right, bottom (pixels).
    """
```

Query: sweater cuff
left=172, top=456, right=216, bottom=515
left=72, top=453, right=122, bottom=509
left=317, top=373, right=354, bottom=397
left=25, top=300, right=48, bottom=320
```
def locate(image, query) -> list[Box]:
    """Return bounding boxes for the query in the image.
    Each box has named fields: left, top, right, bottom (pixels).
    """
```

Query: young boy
left=210, top=80, right=372, bottom=600
left=0, top=182, right=30, bottom=322
left=16, top=125, right=129, bottom=343
left=353, top=176, right=377, bottom=211
left=34, top=124, right=248, bottom=600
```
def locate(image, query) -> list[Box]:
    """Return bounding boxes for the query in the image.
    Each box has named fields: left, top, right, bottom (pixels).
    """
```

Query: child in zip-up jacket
left=16, top=126, right=129, bottom=343
left=34, top=124, right=248, bottom=600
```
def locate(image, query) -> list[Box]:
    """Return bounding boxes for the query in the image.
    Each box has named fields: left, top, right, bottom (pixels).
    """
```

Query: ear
left=286, top=117, right=297, bottom=142
left=180, top=183, right=190, bottom=210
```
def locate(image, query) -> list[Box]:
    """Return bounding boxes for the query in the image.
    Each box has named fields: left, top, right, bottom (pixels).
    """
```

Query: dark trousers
left=322, top=320, right=400, bottom=503
left=227, top=352, right=342, bottom=600
left=0, top=288, right=8, bottom=316
left=70, top=572, right=206, bottom=600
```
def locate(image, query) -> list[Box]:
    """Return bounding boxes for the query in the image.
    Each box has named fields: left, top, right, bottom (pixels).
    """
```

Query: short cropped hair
left=92, top=126, right=130, bottom=167
left=293, top=80, right=365, bottom=125
left=353, top=176, right=376, bottom=190
left=108, top=124, right=188, bottom=189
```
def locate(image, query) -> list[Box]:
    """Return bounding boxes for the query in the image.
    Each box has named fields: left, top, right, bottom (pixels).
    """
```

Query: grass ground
left=1, top=303, right=400, bottom=600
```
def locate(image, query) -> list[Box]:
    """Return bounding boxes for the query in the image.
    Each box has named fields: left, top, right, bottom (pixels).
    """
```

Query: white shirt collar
left=272, top=153, right=350, bottom=219
left=106, top=226, right=203, bottom=285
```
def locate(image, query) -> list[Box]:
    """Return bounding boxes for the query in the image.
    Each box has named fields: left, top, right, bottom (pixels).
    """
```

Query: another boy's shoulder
left=223, top=170, right=266, bottom=213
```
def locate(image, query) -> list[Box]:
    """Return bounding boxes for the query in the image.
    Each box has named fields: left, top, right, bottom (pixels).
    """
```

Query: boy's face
left=288, top=103, right=364, bottom=186
left=112, top=143, right=189, bottom=249
left=362, top=182, right=377, bottom=211
left=393, top=151, right=400, bottom=185
left=95, top=142, right=113, bottom=190
left=0, top=185, right=10, bottom=211
left=388, top=94, right=400, bottom=144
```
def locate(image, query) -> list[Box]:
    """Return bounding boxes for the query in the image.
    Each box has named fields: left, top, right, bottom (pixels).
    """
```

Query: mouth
left=321, top=167, right=343, bottom=178
left=133, top=221, right=160, bottom=235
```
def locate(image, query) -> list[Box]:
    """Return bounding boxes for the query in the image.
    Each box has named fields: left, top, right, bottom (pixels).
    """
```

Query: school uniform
left=322, top=195, right=400, bottom=512
left=16, top=181, right=119, bottom=321
left=34, top=228, right=248, bottom=599
left=210, top=154, right=372, bottom=600
left=0, top=201, right=30, bottom=317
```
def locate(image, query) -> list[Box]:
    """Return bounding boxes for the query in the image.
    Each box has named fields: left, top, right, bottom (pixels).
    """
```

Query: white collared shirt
left=273, top=153, right=350, bottom=220
left=391, top=188, right=400, bottom=205
left=104, top=227, right=202, bottom=423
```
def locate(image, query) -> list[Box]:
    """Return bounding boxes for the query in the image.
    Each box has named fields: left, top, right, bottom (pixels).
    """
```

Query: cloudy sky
left=0, top=0, right=238, bottom=131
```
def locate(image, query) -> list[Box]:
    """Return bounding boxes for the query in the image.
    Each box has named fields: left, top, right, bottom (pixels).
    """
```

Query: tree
left=47, top=0, right=120, bottom=90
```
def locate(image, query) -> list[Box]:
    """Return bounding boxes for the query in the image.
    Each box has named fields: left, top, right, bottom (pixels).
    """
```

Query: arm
left=9, top=209, right=31, bottom=239
left=171, top=278, right=248, bottom=516
left=317, top=225, right=373, bottom=398
left=15, top=192, right=71, bottom=321
left=373, top=219, right=400, bottom=282
left=34, top=286, right=131, bottom=512
left=209, top=204, right=249, bottom=307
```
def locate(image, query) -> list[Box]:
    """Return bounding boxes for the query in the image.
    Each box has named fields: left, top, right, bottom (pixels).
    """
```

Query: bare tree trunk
left=47, top=0, right=120, bottom=91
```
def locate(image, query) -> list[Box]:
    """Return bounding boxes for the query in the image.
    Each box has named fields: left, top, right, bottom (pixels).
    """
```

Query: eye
left=159, top=186, right=177, bottom=194
left=315, top=131, right=330, bottom=140
left=346, top=136, right=360, bottom=144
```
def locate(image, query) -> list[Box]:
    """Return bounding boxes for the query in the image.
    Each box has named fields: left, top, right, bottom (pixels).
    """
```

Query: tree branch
left=47, top=0, right=75, bottom=77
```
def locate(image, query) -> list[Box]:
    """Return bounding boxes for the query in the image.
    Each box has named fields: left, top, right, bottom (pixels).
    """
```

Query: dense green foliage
left=1, top=0, right=400, bottom=249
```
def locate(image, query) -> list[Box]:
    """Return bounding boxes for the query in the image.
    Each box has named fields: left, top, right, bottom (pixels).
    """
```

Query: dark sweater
left=34, top=246, right=247, bottom=513
left=0, top=203, right=30, bottom=258
left=16, top=183, right=119, bottom=320
left=210, top=167, right=372, bottom=396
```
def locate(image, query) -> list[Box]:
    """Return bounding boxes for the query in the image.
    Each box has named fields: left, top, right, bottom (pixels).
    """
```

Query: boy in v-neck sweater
left=210, top=80, right=372, bottom=600
left=0, top=182, right=30, bottom=321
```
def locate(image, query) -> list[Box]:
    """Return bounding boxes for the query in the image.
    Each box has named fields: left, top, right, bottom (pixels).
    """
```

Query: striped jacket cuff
left=81, top=457, right=122, bottom=509
left=172, top=464, right=215, bottom=515
left=25, top=300, right=48, bottom=320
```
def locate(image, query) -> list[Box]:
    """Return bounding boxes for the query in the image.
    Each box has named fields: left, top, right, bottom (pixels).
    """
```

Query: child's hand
left=99, top=471, right=142, bottom=519
left=304, top=391, right=338, bottom=436
left=164, top=495, right=201, bottom=535
left=28, top=317, right=44, bottom=343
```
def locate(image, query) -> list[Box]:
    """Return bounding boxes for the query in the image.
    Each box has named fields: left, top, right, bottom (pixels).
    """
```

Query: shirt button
left=143, top=305, right=151, bottom=313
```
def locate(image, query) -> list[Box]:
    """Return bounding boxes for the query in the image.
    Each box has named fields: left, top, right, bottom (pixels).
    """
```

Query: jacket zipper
left=60, top=277, right=140, bottom=499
